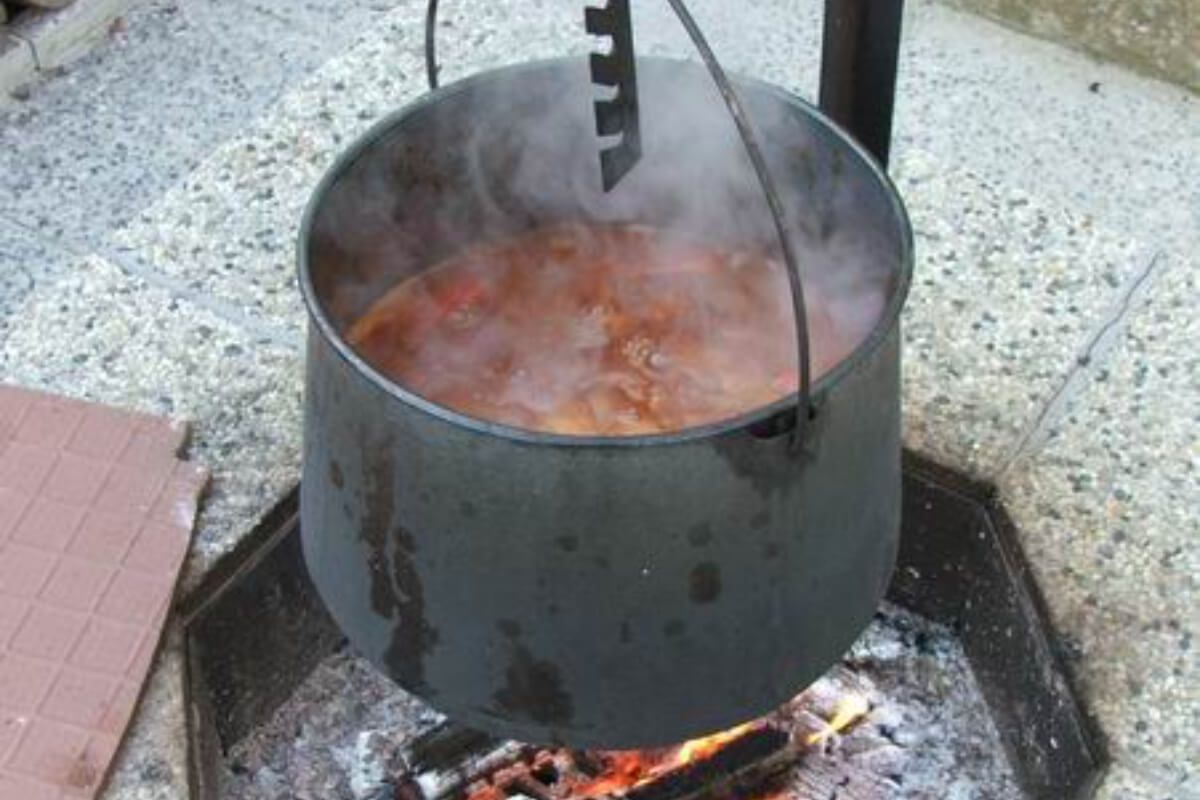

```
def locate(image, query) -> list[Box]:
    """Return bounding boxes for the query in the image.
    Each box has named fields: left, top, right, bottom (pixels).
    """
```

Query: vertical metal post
left=818, top=0, right=904, bottom=168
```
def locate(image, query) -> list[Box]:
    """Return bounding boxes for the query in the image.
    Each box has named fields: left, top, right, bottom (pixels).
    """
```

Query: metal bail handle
left=422, top=0, right=815, bottom=449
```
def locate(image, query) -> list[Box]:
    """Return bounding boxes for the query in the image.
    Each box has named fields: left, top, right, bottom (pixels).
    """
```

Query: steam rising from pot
left=307, top=57, right=896, bottom=407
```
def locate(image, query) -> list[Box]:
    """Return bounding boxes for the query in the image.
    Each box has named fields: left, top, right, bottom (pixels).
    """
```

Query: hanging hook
left=584, top=0, right=643, bottom=191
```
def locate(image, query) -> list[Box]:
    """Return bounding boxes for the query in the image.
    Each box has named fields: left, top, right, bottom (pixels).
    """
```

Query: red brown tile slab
left=0, top=604, right=28, bottom=651
left=0, top=654, right=55, bottom=713
left=40, top=669, right=117, bottom=729
left=39, top=559, right=114, bottom=614
left=0, top=772, right=58, bottom=800
left=149, top=462, right=209, bottom=527
left=97, top=683, right=138, bottom=738
left=0, top=489, right=31, bottom=545
left=0, top=384, right=209, bottom=799
left=8, top=720, right=91, bottom=784
left=95, top=570, right=170, bottom=627
left=0, top=721, right=26, bottom=771
left=12, top=498, right=86, bottom=553
left=124, top=631, right=159, bottom=682
left=116, top=421, right=187, bottom=472
left=41, top=455, right=112, bottom=508
left=0, top=388, right=36, bottom=441
left=0, top=545, right=57, bottom=598
left=68, top=511, right=140, bottom=564
left=93, top=466, right=166, bottom=516
left=65, top=411, right=139, bottom=463
left=123, top=521, right=189, bottom=575
left=67, top=620, right=141, bottom=677
left=13, top=399, right=86, bottom=452
left=11, top=606, right=88, bottom=662
left=66, top=735, right=119, bottom=796
left=0, top=443, right=57, bottom=497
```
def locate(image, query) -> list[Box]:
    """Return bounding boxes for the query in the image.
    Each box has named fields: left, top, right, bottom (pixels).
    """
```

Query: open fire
left=222, top=606, right=1026, bottom=800
left=454, top=693, right=872, bottom=800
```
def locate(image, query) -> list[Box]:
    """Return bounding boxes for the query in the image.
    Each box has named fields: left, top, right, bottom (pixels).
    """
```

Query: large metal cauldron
left=299, top=57, right=912, bottom=748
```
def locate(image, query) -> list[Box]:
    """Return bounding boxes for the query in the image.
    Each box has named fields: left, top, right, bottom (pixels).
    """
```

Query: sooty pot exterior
left=299, top=58, right=912, bottom=748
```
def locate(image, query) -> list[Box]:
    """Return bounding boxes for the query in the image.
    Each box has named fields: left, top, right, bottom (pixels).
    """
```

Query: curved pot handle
left=422, top=0, right=815, bottom=450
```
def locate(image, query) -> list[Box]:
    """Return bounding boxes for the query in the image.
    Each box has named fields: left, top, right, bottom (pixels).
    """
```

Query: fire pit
left=214, top=608, right=1022, bottom=800
left=182, top=457, right=1105, bottom=799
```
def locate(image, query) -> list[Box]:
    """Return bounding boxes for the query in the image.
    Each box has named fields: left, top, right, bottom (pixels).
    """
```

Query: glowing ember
left=804, top=694, right=871, bottom=746
left=570, top=751, right=657, bottom=797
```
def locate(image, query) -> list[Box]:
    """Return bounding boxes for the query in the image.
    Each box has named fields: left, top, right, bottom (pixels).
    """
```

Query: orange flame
left=469, top=694, right=873, bottom=800
left=676, top=721, right=757, bottom=765
left=804, top=694, right=870, bottom=746
left=573, top=720, right=760, bottom=797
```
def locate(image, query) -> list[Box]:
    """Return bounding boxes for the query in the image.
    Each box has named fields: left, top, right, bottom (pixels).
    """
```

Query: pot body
left=299, top=58, right=912, bottom=748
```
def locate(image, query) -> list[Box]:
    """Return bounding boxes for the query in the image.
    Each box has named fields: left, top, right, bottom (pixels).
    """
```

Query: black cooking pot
left=298, top=57, right=912, bottom=748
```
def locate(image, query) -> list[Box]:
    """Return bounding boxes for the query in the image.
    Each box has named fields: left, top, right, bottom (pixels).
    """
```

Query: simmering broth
left=348, top=223, right=874, bottom=435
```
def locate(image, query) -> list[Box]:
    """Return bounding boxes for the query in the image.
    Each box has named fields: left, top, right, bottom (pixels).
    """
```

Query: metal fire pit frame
left=179, top=454, right=1107, bottom=800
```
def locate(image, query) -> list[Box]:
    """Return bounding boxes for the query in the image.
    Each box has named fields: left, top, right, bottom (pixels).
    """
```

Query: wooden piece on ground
left=619, top=728, right=792, bottom=800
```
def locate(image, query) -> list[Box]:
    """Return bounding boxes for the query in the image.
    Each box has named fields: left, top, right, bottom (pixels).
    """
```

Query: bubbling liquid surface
left=347, top=223, right=878, bottom=436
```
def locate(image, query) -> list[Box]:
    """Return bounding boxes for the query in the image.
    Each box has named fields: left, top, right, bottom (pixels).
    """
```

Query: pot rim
left=297, top=55, right=914, bottom=449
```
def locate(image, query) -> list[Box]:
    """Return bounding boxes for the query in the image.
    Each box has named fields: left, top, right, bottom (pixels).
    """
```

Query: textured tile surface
left=0, top=0, right=410, bottom=250
left=0, top=256, right=303, bottom=587
left=0, top=386, right=206, bottom=799
left=0, top=220, right=67, bottom=341
left=939, top=0, right=1199, bottom=90
left=999, top=261, right=1198, bottom=791
left=107, top=0, right=851, bottom=338
left=1096, top=763, right=1200, bottom=800
left=895, top=2, right=1199, bottom=275
left=107, top=1, right=1158, bottom=486
left=894, top=148, right=1149, bottom=477
left=108, top=0, right=585, bottom=338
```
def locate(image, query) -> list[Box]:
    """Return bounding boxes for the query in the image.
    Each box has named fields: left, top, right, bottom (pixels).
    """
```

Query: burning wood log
left=409, top=724, right=501, bottom=773
left=397, top=683, right=926, bottom=800
left=614, top=727, right=792, bottom=800
left=569, top=750, right=605, bottom=778
left=401, top=700, right=880, bottom=800
left=407, top=723, right=534, bottom=800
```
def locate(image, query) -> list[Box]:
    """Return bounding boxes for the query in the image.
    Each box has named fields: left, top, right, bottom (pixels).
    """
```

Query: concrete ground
left=0, top=0, right=1196, bottom=797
